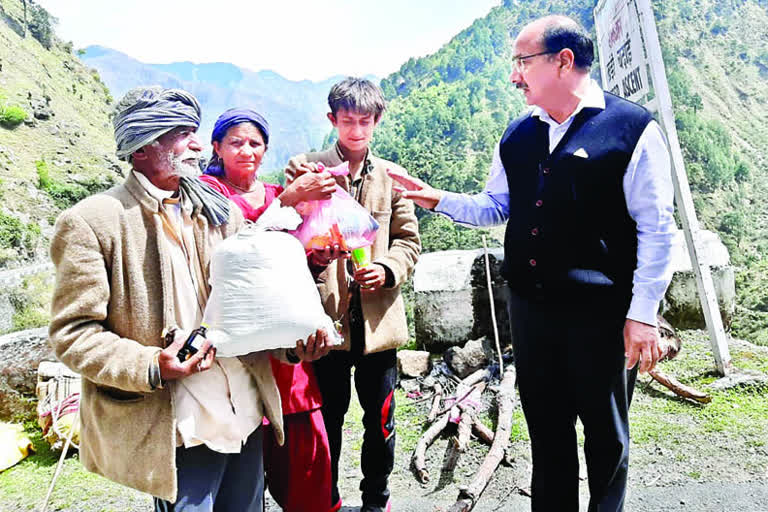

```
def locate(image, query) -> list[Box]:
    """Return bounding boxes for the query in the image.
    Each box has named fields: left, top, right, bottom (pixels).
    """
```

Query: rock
left=413, top=249, right=480, bottom=351
left=662, top=230, right=736, bottom=329
left=399, top=378, right=421, bottom=395
left=0, top=327, right=57, bottom=420
left=444, top=338, right=493, bottom=379
left=397, top=350, right=432, bottom=378
left=32, top=103, right=54, bottom=120
left=413, top=248, right=511, bottom=352
left=707, top=369, right=768, bottom=391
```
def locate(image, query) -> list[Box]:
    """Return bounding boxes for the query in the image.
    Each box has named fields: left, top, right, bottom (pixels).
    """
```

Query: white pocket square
left=573, top=148, right=589, bottom=159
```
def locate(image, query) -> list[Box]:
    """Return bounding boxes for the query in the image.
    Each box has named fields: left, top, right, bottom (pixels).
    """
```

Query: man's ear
left=327, top=112, right=337, bottom=127
left=557, top=49, right=576, bottom=74
left=131, top=147, right=148, bottom=162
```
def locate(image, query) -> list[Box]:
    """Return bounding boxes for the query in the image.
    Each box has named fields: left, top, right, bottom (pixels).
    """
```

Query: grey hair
left=328, top=77, right=386, bottom=121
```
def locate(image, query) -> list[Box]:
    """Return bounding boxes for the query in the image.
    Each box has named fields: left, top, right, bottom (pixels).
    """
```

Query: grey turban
left=113, top=86, right=201, bottom=161
left=112, top=86, right=230, bottom=226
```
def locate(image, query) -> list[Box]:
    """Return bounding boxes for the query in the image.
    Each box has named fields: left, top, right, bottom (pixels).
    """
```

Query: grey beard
left=169, top=151, right=202, bottom=177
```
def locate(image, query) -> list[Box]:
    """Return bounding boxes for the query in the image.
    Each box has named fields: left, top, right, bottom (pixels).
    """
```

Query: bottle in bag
left=177, top=323, right=209, bottom=363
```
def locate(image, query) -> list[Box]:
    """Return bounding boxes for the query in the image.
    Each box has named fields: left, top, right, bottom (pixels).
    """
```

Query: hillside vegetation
left=371, top=0, right=768, bottom=344
left=0, top=0, right=123, bottom=268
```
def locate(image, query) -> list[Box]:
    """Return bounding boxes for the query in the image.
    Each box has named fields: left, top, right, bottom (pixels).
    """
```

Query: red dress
left=199, top=174, right=338, bottom=512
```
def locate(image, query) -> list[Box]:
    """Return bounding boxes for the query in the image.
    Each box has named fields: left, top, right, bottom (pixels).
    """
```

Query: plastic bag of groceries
left=289, top=162, right=379, bottom=251
left=203, top=204, right=343, bottom=357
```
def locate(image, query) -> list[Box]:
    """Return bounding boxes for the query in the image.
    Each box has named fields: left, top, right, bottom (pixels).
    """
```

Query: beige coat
left=286, top=144, right=421, bottom=353
left=48, top=172, right=286, bottom=502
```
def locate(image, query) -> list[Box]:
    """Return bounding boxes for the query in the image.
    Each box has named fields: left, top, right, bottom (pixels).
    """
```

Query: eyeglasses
left=511, top=50, right=557, bottom=71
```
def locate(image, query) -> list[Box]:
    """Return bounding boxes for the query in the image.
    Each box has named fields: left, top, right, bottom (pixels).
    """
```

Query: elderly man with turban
left=49, top=86, right=329, bottom=512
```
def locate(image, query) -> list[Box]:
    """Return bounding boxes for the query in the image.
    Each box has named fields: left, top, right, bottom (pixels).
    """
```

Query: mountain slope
left=80, top=46, right=354, bottom=172
left=0, top=0, right=122, bottom=267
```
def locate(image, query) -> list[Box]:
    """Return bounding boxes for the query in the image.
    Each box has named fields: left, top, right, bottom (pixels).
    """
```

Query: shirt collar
left=531, top=79, right=605, bottom=126
left=334, top=141, right=374, bottom=181
left=132, top=170, right=175, bottom=202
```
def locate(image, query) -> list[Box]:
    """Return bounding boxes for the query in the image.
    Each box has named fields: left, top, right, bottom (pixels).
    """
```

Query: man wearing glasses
left=389, top=14, right=675, bottom=512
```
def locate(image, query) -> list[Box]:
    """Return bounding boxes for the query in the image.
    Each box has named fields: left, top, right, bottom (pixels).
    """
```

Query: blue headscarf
left=205, top=108, right=270, bottom=176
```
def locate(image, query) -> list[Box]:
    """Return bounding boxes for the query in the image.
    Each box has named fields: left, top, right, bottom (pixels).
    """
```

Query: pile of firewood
left=407, top=314, right=711, bottom=511
left=409, top=362, right=517, bottom=512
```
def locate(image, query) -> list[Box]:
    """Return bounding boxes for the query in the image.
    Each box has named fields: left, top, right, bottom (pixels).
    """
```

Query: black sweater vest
left=500, top=92, right=652, bottom=301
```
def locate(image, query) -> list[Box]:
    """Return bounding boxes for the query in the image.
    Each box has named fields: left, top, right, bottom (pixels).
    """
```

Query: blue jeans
left=154, top=427, right=264, bottom=512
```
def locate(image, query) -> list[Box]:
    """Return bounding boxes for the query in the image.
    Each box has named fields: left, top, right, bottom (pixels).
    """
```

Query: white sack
left=204, top=204, right=342, bottom=356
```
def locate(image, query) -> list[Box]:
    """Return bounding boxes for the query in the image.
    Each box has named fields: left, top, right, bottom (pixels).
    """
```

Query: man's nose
left=509, top=67, right=522, bottom=84
left=188, top=133, right=202, bottom=150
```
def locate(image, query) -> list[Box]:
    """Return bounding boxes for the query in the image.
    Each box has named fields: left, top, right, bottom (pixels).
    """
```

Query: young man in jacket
left=286, top=77, right=421, bottom=512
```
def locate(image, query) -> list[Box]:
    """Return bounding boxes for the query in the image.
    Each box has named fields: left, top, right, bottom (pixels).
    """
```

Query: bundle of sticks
left=411, top=365, right=518, bottom=512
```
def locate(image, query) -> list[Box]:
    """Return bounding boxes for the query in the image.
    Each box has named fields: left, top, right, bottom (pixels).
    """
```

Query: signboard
left=594, top=0, right=650, bottom=104
left=594, top=0, right=732, bottom=375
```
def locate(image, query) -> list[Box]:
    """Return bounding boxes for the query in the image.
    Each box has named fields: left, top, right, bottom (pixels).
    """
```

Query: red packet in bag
left=290, top=163, right=379, bottom=250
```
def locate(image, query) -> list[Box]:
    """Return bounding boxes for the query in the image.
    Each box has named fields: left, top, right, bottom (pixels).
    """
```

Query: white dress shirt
left=133, top=171, right=263, bottom=453
left=435, top=81, right=676, bottom=326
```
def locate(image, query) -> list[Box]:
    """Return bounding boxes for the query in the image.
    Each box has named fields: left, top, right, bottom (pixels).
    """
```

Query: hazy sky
left=36, top=0, right=501, bottom=81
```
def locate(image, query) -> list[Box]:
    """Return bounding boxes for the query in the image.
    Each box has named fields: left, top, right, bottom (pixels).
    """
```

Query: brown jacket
left=48, top=172, right=286, bottom=502
left=286, top=144, right=421, bottom=353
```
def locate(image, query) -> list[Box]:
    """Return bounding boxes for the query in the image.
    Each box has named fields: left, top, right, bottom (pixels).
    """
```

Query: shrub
left=36, top=160, right=114, bottom=209
left=0, top=105, right=28, bottom=128
left=27, top=2, right=57, bottom=50
left=0, top=212, right=40, bottom=254
left=36, top=160, right=51, bottom=189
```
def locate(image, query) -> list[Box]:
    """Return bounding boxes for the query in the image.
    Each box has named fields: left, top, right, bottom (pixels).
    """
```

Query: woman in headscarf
left=200, top=108, right=342, bottom=512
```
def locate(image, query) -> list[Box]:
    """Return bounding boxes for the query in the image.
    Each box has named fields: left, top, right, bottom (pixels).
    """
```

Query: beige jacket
left=286, top=144, right=421, bottom=353
left=48, top=172, right=286, bottom=502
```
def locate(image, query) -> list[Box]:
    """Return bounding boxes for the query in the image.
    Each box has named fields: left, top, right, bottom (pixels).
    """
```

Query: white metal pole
left=635, top=0, right=731, bottom=374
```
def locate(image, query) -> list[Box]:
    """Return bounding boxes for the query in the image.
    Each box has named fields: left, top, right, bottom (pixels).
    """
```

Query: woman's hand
left=279, top=170, right=336, bottom=207
left=288, top=161, right=322, bottom=184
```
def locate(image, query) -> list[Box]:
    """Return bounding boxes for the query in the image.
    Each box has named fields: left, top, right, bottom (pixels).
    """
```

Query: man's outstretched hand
left=387, top=169, right=443, bottom=210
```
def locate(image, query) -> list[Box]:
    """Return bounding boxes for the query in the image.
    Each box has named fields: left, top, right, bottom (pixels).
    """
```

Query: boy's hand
left=354, top=263, right=386, bottom=291
left=387, top=169, right=443, bottom=210
left=159, top=328, right=216, bottom=381
left=295, top=328, right=331, bottom=361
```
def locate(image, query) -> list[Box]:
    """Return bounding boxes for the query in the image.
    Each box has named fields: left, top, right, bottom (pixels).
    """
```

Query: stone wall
left=0, top=327, right=55, bottom=420
left=413, top=230, right=735, bottom=351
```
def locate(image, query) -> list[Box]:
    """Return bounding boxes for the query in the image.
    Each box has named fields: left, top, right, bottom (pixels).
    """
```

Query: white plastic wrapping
left=203, top=203, right=343, bottom=356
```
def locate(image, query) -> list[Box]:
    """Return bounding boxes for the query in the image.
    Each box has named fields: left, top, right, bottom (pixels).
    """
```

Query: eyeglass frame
left=511, top=50, right=559, bottom=72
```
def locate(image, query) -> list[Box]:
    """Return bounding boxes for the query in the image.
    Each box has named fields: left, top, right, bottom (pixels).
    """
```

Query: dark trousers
left=313, top=292, right=397, bottom=508
left=154, top=427, right=264, bottom=512
left=507, top=288, right=637, bottom=512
